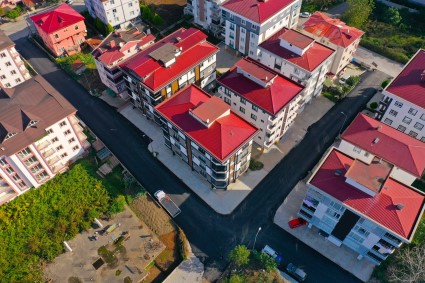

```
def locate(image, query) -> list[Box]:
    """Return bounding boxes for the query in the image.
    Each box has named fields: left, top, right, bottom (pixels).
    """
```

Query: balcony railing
left=211, top=171, right=228, bottom=181
left=74, top=124, right=84, bottom=133
left=42, top=148, right=56, bottom=158
left=268, top=115, right=278, bottom=124
left=47, top=155, right=61, bottom=166
left=36, top=140, right=51, bottom=151
left=52, top=163, right=66, bottom=173
left=0, top=189, right=17, bottom=205
left=69, top=115, right=79, bottom=125
left=77, top=131, right=87, bottom=141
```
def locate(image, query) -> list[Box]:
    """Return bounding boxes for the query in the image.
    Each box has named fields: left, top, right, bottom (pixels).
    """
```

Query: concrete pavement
left=354, top=47, right=403, bottom=78
left=163, top=255, right=204, bottom=283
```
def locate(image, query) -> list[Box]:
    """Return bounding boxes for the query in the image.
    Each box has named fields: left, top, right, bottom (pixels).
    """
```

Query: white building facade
left=184, top=0, right=226, bottom=36
left=85, top=0, right=140, bottom=29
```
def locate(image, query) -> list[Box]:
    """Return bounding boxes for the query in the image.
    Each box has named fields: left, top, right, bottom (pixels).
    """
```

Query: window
left=31, top=164, right=43, bottom=174
left=6, top=167, right=15, bottom=174
left=353, top=225, right=370, bottom=237
left=240, top=97, right=246, bottom=105
left=402, top=116, right=412, bottom=125
left=224, top=97, right=231, bottom=105
left=0, top=53, right=6, bottom=58
left=5, top=83, right=10, bottom=87
left=229, top=23, right=235, bottom=30
left=51, top=137, right=59, bottom=143
left=240, top=106, right=245, bottom=114
left=72, top=145, right=79, bottom=151
left=420, top=114, right=425, bottom=121
left=5, top=132, right=16, bottom=140
left=251, top=114, right=257, bottom=121
left=0, top=158, right=7, bottom=167
left=59, top=121, right=67, bottom=127
left=18, top=181, right=27, bottom=189
left=409, top=131, right=418, bottom=138
left=353, top=147, right=361, bottom=154
left=74, top=25, right=79, bottom=30
left=229, top=14, right=234, bottom=21
left=46, top=128, right=53, bottom=134
left=394, top=101, right=403, bottom=108
left=60, top=153, right=68, bottom=158
left=414, top=122, right=424, bottom=130
left=56, top=145, right=63, bottom=151
left=12, top=174, right=21, bottom=181
left=24, top=156, right=38, bottom=166
left=112, top=8, right=117, bottom=12
left=241, top=19, right=246, bottom=25
left=18, top=148, right=32, bottom=158
left=5, top=62, right=11, bottom=66
left=383, top=118, right=393, bottom=125
left=64, top=129, right=71, bottom=136
left=36, top=171, right=49, bottom=181
left=251, top=23, right=258, bottom=29
left=397, top=125, right=406, bottom=132
left=54, top=34, right=59, bottom=39
left=421, top=137, right=425, bottom=142
left=128, top=2, right=132, bottom=6
left=15, top=78, right=21, bottom=83
left=408, top=108, right=418, bottom=116
left=10, top=70, right=16, bottom=75
left=389, top=109, right=398, bottom=117
left=0, top=75, right=5, bottom=79
left=68, top=137, right=75, bottom=144
left=252, top=105, right=258, bottom=112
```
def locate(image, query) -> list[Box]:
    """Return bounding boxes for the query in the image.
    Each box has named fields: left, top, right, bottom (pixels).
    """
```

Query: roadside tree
left=388, top=245, right=425, bottom=283
left=342, top=0, right=374, bottom=28
left=228, top=245, right=250, bottom=268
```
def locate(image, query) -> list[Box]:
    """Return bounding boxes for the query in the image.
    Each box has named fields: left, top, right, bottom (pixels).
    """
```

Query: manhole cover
left=92, top=258, right=105, bottom=270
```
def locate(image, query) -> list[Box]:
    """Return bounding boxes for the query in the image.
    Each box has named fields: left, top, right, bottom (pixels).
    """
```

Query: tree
left=152, top=13, right=163, bottom=26
left=105, top=23, right=114, bottom=34
left=388, top=245, right=425, bottom=283
left=251, top=250, right=277, bottom=272
left=6, top=9, right=19, bottom=21
left=342, top=0, right=375, bottom=28
left=311, top=0, right=333, bottom=9
left=94, top=18, right=105, bottom=35
left=384, top=7, right=402, bottom=26
left=228, top=245, right=250, bottom=267
left=224, top=274, right=246, bottom=283
left=141, top=5, right=153, bottom=22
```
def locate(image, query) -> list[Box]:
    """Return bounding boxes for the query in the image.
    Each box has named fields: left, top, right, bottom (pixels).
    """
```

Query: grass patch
left=249, top=159, right=264, bottom=171
left=145, top=260, right=156, bottom=271
left=98, top=245, right=119, bottom=268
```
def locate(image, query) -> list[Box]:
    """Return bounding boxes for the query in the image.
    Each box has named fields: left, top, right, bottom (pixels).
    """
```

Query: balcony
left=47, top=155, right=61, bottom=166
left=0, top=189, right=17, bottom=205
left=211, top=162, right=228, bottom=173
left=52, top=163, right=67, bottom=173
left=73, top=123, right=84, bottom=133
left=69, top=115, right=80, bottom=125
left=82, top=140, right=91, bottom=150
left=36, top=140, right=51, bottom=151
left=212, top=171, right=228, bottom=181
left=77, top=131, right=87, bottom=141
left=268, top=115, right=278, bottom=124
left=42, top=148, right=55, bottom=158
left=266, top=123, right=275, bottom=132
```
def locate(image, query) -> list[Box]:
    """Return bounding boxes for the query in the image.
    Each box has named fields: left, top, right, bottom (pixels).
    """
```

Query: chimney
left=334, top=169, right=343, bottom=176
left=396, top=203, right=404, bottom=210
left=376, top=125, right=382, bottom=130
left=110, top=40, right=116, bottom=48
left=373, top=138, right=380, bottom=144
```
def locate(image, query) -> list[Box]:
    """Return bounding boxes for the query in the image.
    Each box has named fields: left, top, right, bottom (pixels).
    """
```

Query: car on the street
left=65, top=0, right=74, bottom=4
left=300, top=12, right=311, bottom=18
left=286, top=263, right=307, bottom=282
left=288, top=217, right=307, bottom=229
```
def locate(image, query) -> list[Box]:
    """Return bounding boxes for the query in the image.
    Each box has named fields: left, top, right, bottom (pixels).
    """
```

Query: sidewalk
left=273, top=182, right=375, bottom=282
left=119, top=95, right=334, bottom=215
left=163, top=254, right=204, bottom=283
left=354, top=47, right=404, bottom=78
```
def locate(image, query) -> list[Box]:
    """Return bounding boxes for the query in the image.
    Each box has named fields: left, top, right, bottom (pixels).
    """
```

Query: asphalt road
left=14, top=36, right=388, bottom=282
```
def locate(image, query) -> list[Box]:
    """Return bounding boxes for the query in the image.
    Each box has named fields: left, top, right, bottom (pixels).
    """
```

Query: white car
left=65, top=0, right=74, bottom=4
left=300, top=12, right=311, bottom=18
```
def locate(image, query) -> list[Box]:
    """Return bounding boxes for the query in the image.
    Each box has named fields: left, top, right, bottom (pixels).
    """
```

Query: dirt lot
left=141, top=0, right=187, bottom=25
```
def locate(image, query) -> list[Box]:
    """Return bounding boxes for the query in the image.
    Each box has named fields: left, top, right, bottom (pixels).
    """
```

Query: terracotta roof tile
left=30, top=4, right=85, bottom=34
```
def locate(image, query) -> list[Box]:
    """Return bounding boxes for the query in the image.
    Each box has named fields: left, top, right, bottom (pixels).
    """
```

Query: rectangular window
left=394, top=101, right=403, bottom=108
left=420, top=114, right=425, bottom=121
left=240, top=97, right=246, bottom=105
left=72, top=145, right=79, bottom=151
left=54, top=34, right=59, bottom=39
left=229, top=14, right=234, bottom=21
left=60, top=153, right=68, bottom=158
left=224, top=97, right=231, bottom=105
left=408, top=108, right=418, bottom=116
left=251, top=23, right=258, bottom=29
left=402, top=116, right=412, bottom=125
left=0, top=158, right=7, bottom=167
left=64, top=129, right=71, bottom=136
left=6, top=167, right=15, bottom=174
left=59, top=121, right=67, bottom=127
left=15, top=78, right=21, bottom=83
left=68, top=137, right=75, bottom=144
left=251, top=114, right=257, bottom=121
left=383, top=118, right=393, bottom=125
left=5, top=62, right=11, bottom=66
left=389, top=110, right=398, bottom=117
left=0, top=53, right=6, bottom=58
left=409, top=131, right=418, bottom=138
left=12, top=174, right=21, bottom=181
left=252, top=105, right=258, bottom=112
left=0, top=75, right=5, bottom=79
left=46, top=129, right=54, bottom=134
left=74, top=25, right=79, bottom=30
left=353, top=147, right=361, bottom=154
left=51, top=137, right=59, bottom=143
left=397, top=125, right=406, bottom=132
left=10, top=70, right=16, bottom=75
left=240, top=106, right=245, bottom=114
left=241, top=19, right=246, bottom=25
left=56, top=145, right=63, bottom=151
left=414, top=122, right=424, bottom=130
left=421, top=137, right=425, bottom=142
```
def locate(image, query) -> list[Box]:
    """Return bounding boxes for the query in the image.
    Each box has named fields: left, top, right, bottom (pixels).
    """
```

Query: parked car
left=65, top=0, right=74, bottom=4
left=262, top=245, right=282, bottom=263
left=286, top=263, right=307, bottom=282
left=288, top=217, right=307, bottom=229
left=339, top=75, right=350, bottom=85
left=300, top=12, right=311, bottom=18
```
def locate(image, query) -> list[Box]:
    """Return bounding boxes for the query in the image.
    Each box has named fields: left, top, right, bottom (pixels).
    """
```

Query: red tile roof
left=217, top=58, right=304, bottom=115
left=155, top=85, right=258, bottom=161
left=30, top=4, right=85, bottom=34
left=190, top=96, right=230, bottom=125
left=222, top=0, right=296, bottom=24
left=386, top=49, right=425, bottom=109
left=121, top=28, right=219, bottom=92
left=341, top=113, right=425, bottom=177
left=302, top=12, right=364, bottom=48
left=310, top=149, right=425, bottom=239
left=279, top=29, right=314, bottom=49
left=259, top=28, right=335, bottom=72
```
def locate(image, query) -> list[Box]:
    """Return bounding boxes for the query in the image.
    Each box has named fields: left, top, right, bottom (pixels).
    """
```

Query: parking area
left=44, top=206, right=165, bottom=283
left=215, top=42, right=241, bottom=74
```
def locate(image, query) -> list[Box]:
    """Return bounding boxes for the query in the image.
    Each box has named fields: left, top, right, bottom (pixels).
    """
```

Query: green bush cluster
left=249, top=159, right=264, bottom=171
left=6, top=4, right=22, bottom=20
left=0, top=164, right=110, bottom=282
left=140, top=4, right=164, bottom=26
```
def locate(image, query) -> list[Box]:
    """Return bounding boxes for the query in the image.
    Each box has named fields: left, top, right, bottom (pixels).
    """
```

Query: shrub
left=228, top=245, right=250, bottom=267
left=6, top=9, right=19, bottom=20
left=370, top=102, right=379, bottom=109
left=251, top=250, right=277, bottom=272
left=177, top=227, right=191, bottom=260
left=381, top=79, right=391, bottom=88
left=346, top=76, right=360, bottom=87
left=249, top=159, right=264, bottom=171
left=108, top=195, right=126, bottom=215
left=152, top=13, right=164, bottom=25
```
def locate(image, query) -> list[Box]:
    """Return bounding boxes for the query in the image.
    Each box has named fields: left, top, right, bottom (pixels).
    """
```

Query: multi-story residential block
left=84, top=0, right=140, bottom=29
left=0, top=30, right=31, bottom=88
left=301, top=12, right=364, bottom=75
left=30, top=4, right=87, bottom=57
left=121, top=28, right=219, bottom=122
left=298, top=113, right=425, bottom=265
left=221, top=0, right=301, bottom=57
left=155, top=84, right=258, bottom=189
left=184, top=0, right=227, bottom=36
left=0, top=75, right=90, bottom=205
left=217, top=57, right=304, bottom=148
left=92, top=27, right=155, bottom=99
left=376, top=49, right=425, bottom=141
left=257, top=28, right=335, bottom=106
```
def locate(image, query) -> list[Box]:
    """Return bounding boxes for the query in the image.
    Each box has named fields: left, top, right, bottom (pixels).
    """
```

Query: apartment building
left=301, top=12, right=363, bottom=75
left=85, top=0, right=140, bottom=29
left=217, top=58, right=304, bottom=148
left=257, top=28, right=335, bottom=106
left=298, top=113, right=425, bottom=265
left=0, top=30, right=31, bottom=88
left=92, top=27, right=155, bottom=99
left=0, top=76, right=90, bottom=205
left=155, top=84, right=258, bottom=189
left=221, top=0, right=301, bottom=57
left=121, top=28, right=219, bottom=122
left=376, top=49, right=425, bottom=141
left=31, top=4, right=87, bottom=57
left=184, top=0, right=227, bottom=36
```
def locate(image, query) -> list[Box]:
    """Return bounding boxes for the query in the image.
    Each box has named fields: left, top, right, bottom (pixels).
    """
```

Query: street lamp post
left=252, top=227, right=262, bottom=250
left=339, top=111, right=348, bottom=137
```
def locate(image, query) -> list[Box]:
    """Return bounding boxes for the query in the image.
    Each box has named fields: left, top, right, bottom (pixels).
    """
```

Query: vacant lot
left=141, top=0, right=187, bottom=25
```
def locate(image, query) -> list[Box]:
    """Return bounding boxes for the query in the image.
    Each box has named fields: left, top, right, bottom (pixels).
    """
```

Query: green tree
left=105, top=23, right=115, bottom=34
left=342, top=0, right=375, bottom=28
left=141, top=5, right=154, bottom=22
left=228, top=245, right=250, bottom=267
left=152, top=13, right=163, bottom=25
left=312, top=0, right=333, bottom=9
left=224, top=274, right=246, bottom=283
left=384, top=7, right=402, bottom=26
left=6, top=9, right=19, bottom=21
left=252, top=250, right=277, bottom=272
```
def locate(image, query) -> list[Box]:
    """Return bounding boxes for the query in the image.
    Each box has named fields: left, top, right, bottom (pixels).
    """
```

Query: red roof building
left=297, top=112, right=425, bottom=265
left=121, top=28, right=219, bottom=120
left=301, top=12, right=364, bottom=74
left=155, top=84, right=258, bottom=189
left=217, top=57, right=304, bottom=148
left=30, top=4, right=86, bottom=57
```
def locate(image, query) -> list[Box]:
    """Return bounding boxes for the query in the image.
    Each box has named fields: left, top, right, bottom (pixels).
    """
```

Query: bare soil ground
left=141, top=0, right=187, bottom=25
